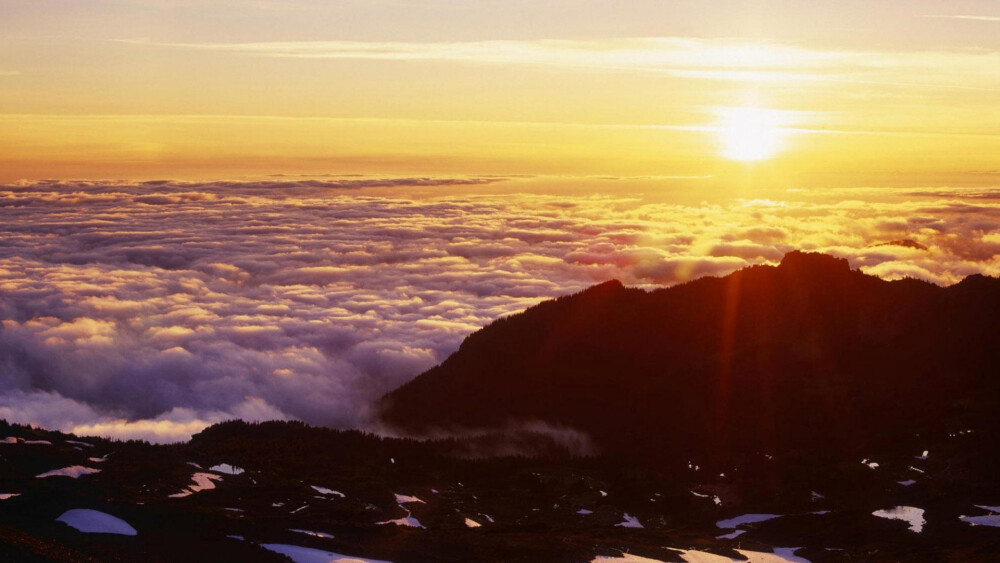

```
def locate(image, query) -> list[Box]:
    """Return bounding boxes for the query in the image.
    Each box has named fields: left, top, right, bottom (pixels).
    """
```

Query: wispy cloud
left=924, top=14, right=1000, bottom=23
left=115, top=36, right=1000, bottom=91
left=116, top=37, right=844, bottom=82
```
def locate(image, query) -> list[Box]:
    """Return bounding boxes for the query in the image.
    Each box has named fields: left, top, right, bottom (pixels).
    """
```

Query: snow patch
left=290, top=528, right=335, bottom=539
left=36, top=466, right=101, bottom=479
left=210, top=463, right=244, bottom=475
left=898, top=480, right=916, bottom=487
left=66, top=440, right=94, bottom=448
left=311, top=486, right=345, bottom=497
left=872, top=506, right=925, bottom=533
left=716, top=529, right=745, bottom=540
left=960, top=505, right=1000, bottom=527
left=577, top=509, right=593, bottom=515
left=960, top=514, right=1000, bottom=527
left=915, top=450, right=929, bottom=460
left=716, top=513, right=781, bottom=529
left=260, top=544, right=394, bottom=563
left=0, top=493, right=21, bottom=500
left=394, top=493, right=425, bottom=505
left=592, top=555, right=666, bottom=563
left=615, top=513, right=643, bottom=528
left=376, top=514, right=425, bottom=529
left=169, top=472, right=222, bottom=498
left=56, top=509, right=137, bottom=536
left=464, top=518, right=482, bottom=528
left=671, top=548, right=811, bottom=562
left=861, top=459, right=879, bottom=469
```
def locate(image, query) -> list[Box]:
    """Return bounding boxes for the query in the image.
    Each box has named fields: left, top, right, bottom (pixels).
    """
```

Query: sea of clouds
left=1, top=178, right=999, bottom=442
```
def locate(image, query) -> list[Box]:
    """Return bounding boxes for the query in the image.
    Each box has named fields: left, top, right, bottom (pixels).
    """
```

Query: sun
left=716, top=107, right=787, bottom=162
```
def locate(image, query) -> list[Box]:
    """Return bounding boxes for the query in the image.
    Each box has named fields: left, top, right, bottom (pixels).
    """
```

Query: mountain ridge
left=378, top=251, right=1000, bottom=469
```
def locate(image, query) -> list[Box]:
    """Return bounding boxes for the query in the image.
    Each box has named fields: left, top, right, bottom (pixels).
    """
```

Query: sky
left=1, top=1, right=999, bottom=441
left=1, top=0, right=998, bottom=188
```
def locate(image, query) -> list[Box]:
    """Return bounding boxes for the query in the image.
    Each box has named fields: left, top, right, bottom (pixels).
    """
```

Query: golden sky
left=1, top=0, right=998, bottom=191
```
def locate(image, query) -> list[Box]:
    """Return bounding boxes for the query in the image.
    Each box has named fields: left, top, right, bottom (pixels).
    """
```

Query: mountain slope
left=378, top=251, right=1000, bottom=468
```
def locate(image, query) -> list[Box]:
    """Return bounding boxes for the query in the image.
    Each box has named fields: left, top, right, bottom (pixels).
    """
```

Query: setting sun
left=716, top=106, right=788, bottom=162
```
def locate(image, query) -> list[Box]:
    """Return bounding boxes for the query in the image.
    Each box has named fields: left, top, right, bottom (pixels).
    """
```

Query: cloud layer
left=2, top=179, right=999, bottom=441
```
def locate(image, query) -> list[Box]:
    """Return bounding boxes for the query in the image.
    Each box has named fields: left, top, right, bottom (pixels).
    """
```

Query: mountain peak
left=777, top=250, right=851, bottom=276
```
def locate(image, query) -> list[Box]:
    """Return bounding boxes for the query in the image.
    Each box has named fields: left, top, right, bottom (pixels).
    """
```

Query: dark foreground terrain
left=3, top=252, right=1000, bottom=561
left=1, top=413, right=999, bottom=561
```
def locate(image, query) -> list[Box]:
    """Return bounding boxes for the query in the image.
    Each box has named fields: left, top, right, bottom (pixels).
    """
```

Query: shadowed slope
left=379, top=251, right=1000, bottom=468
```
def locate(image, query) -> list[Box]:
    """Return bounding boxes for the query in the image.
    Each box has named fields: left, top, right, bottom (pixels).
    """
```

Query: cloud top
left=1, top=179, right=999, bottom=441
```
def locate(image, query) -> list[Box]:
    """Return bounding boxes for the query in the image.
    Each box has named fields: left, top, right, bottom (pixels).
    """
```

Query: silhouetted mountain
left=379, top=251, right=1000, bottom=469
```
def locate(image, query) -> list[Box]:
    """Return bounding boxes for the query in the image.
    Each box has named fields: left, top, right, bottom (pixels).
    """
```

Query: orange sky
left=1, top=1, right=998, bottom=192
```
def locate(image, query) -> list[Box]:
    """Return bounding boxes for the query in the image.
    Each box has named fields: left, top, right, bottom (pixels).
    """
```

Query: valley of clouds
left=1, top=178, right=998, bottom=442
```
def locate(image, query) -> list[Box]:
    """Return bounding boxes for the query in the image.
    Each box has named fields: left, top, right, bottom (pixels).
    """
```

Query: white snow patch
left=960, top=506, right=1000, bottom=527
left=290, top=528, right=335, bottom=539
left=810, top=510, right=830, bottom=515
left=861, top=459, right=879, bottom=469
left=810, top=491, right=824, bottom=501
left=464, top=518, right=482, bottom=528
left=311, top=486, right=345, bottom=498
left=898, top=480, right=916, bottom=487
left=481, top=514, right=494, bottom=523
left=88, top=455, right=108, bottom=463
left=0, top=493, right=21, bottom=500
left=674, top=549, right=810, bottom=563
left=56, top=509, right=137, bottom=536
left=615, top=513, right=643, bottom=528
left=908, top=466, right=925, bottom=474
left=0, top=437, right=20, bottom=444
left=716, top=529, right=745, bottom=540
left=916, top=450, right=929, bottom=460
left=170, top=472, right=222, bottom=497
left=272, top=502, right=284, bottom=507
left=716, top=513, right=781, bottom=529
left=577, top=509, right=593, bottom=515
left=960, top=514, right=1000, bottom=527
left=225, top=507, right=243, bottom=512
left=187, top=462, right=202, bottom=469
left=228, top=535, right=244, bottom=541
left=674, top=550, right=738, bottom=562
left=36, top=466, right=101, bottom=479
left=872, top=506, right=925, bottom=533
left=261, top=544, right=394, bottom=563
left=291, top=505, right=308, bottom=514
left=691, top=491, right=723, bottom=505
left=66, top=440, right=94, bottom=448
left=210, top=463, right=244, bottom=475
left=592, top=555, right=667, bottom=563
left=376, top=514, right=425, bottom=529
left=394, top=493, right=425, bottom=505
left=23, top=440, right=52, bottom=445
left=769, top=547, right=811, bottom=563
left=599, top=490, right=608, bottom=497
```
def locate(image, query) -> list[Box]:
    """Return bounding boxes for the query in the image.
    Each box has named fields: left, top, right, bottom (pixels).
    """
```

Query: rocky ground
left=1, top=419, right=999, bottom=562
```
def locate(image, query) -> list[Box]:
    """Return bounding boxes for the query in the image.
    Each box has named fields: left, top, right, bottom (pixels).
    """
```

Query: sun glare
left=716, top=107, right=788, bottom=162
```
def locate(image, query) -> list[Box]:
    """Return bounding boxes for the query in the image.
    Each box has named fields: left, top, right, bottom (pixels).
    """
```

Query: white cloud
left=1, top=179, right=999, bottom=441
